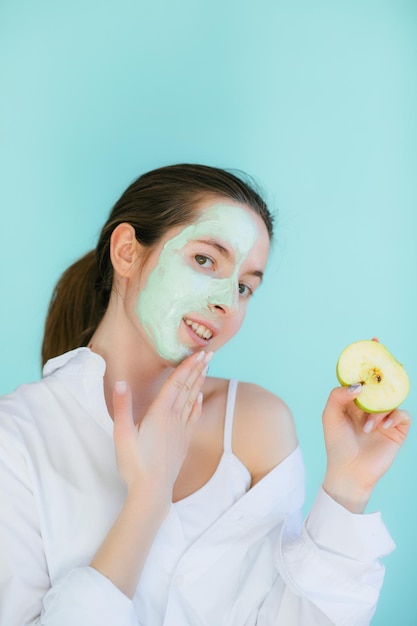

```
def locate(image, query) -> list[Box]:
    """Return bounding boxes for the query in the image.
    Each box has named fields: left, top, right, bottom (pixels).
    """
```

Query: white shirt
left=0, top=348, right=395, bottom=626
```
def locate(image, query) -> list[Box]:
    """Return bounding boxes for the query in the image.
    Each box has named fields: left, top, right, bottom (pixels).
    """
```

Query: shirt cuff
left=42, top=566, right=137, bottom=625
left=305, top=487, right=396, bottom=562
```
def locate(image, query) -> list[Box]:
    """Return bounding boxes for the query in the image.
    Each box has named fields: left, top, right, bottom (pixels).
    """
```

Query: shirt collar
left=43, top=347, right=113, bottom=435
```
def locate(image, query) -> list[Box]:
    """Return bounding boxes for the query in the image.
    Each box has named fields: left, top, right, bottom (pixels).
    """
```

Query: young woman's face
left=135, top=199, right=270, bottom=363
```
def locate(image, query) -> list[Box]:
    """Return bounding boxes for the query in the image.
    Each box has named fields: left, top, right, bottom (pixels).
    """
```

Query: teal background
left=0, top=1, right=416, bottom=623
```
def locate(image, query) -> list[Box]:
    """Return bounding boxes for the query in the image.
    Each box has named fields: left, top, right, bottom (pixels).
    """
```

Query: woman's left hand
left=322, top=385, right=411, bottom=513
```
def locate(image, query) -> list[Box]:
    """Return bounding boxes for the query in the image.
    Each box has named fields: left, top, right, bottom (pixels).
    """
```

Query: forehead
left=165, top=201, right=269, bottom=259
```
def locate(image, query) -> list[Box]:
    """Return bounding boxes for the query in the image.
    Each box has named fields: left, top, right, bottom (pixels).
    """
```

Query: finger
left=188, top=391, right=204, bottom=425
left=112, top=381, right=136, bottom=440
left=380, top=409, right=412, bottom=433
left=167, top=351, right=213, bottom=411
left=323, top=385, right=363, bottom=414
left=362, top=412, right=391, bottom=433
left=163, top=351, right=209, bottom=404
left=149, top=350, right=212, bottom=419
left=172, top=351, right=213, bottom=421
left=362, top=405, right=411, bottom=433
left=323, top=385, right=392, bottom=431
left=178, top=350, right=213, bottom=396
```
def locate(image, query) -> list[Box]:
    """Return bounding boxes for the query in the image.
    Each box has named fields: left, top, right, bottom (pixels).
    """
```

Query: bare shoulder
left=234, top=382, right=298, bottom=485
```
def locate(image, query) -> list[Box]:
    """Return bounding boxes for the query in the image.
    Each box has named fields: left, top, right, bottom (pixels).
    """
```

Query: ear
left=110, top=223, right=141, bottom=278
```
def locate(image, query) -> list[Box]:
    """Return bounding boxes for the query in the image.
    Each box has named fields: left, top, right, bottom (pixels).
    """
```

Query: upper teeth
left=184, top=318, right=213, bottom=340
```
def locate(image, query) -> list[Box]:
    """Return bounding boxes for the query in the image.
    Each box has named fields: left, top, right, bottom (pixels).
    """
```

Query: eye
left=238, top=283, right=253, bottom=298
left=194, top=254, right=214, bottom=269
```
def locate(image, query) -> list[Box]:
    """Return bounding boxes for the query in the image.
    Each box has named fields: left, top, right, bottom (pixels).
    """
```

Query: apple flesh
left=336, top=340, right=410, bottom=413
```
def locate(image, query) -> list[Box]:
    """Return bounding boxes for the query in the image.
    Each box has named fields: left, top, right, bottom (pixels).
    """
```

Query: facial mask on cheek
left=136, top=204, right=257, bottom=362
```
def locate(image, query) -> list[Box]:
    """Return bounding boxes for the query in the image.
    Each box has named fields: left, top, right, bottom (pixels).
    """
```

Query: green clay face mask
left=136, top=203, right=259, bottom=362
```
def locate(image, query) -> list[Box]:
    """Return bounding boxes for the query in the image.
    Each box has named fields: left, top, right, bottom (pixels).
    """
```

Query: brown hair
left=41, top=163, right=273, bottom=365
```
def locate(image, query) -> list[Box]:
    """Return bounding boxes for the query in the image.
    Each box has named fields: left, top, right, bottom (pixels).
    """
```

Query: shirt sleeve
left=0, top=413, right=138, bottom=626
left=39, top=567, right=138, bottom=626
left=257, top=487, right=395, bottom=626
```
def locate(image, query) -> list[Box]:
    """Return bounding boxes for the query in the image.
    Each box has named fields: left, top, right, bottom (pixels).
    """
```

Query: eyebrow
left=196, top=238, right=231, bottom=259
left=195, top=238, right=264, bottom=283
left=251, top=270, right=264, bottom=283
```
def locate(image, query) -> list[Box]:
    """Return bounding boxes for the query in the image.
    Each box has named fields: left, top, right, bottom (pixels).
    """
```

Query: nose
left=207, top=276, right=239, bottom=315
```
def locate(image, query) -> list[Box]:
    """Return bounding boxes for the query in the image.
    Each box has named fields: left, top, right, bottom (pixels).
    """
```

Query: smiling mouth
left=183, top=318, right=213, bottom=340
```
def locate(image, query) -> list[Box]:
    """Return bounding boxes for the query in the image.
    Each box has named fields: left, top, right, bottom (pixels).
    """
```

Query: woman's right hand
left=112, top=350, right=213, bottom=504
left=90, top=350, right=213, bottom=597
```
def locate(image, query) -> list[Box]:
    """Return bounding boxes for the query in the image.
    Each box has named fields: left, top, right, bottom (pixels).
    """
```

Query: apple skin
left=336, top=340, right=410, bottom=413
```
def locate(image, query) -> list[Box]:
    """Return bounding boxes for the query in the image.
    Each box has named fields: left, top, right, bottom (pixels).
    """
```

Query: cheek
left=172, top=262, right=214, bottom=304
left=145, top=262, right=212, bottom=317
left=223, top=309, right=246, bottom=338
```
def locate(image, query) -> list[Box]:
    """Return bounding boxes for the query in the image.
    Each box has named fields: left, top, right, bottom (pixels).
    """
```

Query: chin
left=157, top=344, right=192, bottom=367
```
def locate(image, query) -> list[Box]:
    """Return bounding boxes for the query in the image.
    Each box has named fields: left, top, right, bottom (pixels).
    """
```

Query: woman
left=0, top=164, right=410, bottom=625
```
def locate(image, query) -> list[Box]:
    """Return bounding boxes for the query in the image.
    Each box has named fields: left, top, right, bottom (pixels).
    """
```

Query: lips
left=183, top=317, right=216, bottom=341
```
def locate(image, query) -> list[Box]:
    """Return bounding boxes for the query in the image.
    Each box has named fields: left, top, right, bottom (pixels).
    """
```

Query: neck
left=89, top=308, right=174, bottom=424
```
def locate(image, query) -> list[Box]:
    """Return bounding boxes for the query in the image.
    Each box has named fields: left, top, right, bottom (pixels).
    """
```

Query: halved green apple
left=336, top=340, right=410, bottom=413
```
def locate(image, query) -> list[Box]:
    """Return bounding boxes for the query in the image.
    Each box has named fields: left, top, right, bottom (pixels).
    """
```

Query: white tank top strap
left=223, top=378, right=238, bottom=453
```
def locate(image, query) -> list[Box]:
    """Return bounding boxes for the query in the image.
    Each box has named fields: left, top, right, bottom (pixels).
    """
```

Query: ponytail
left=41, top=250, right=108, bottom=366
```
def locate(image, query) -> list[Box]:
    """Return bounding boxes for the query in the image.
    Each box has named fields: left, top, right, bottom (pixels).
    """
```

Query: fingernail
left=383, top=418, right=394, bottom=430
left=348, top=383, right=362, bottom=394
left=205, top=351, right=214, bottom=363
left=115, top=380, right=127, bottom=394
left=197, top=391, right=203, bottom=404
left=202, top=365, right=210, bottom=377
left=363, top=419, right=374, bottom=434
left=196, top=351, right=205, bottom=362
